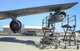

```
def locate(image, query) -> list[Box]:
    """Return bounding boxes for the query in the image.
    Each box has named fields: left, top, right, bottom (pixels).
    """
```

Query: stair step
left=42, top=27, right=52, bottom=30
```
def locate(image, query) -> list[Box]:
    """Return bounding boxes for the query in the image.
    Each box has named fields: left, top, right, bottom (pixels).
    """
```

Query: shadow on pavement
left=0, top=37, right=36, bottom=46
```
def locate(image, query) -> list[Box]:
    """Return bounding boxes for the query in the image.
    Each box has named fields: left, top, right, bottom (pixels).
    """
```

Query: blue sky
left=0, top=0, right=80, bottom=32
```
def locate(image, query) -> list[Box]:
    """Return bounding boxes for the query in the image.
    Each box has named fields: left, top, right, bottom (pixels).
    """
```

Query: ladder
left=41, top=16, right=59, bottom=49
left=61, top=15, right=77, bottom=49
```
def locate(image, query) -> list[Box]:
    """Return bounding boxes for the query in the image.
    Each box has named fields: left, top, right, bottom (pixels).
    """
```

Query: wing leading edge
left=0, top=2, right=78, bottom=19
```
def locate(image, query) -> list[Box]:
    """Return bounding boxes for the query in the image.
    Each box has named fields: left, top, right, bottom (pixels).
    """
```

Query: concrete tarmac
left=0, top=35, right=80, bottom=51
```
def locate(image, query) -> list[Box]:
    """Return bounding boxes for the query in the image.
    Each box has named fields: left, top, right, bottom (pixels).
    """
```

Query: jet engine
left=49, top=11, right=66, bottom=23
left=54, top=11, right=66, bottom=22
left=10, top=20, right=24, bottom=33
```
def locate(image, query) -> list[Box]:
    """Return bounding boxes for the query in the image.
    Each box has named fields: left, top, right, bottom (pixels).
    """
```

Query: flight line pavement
left=0, top=35, right=80, bottom=51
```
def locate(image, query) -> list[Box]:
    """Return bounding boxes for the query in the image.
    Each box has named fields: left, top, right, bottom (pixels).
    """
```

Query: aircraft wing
left=0, top=2, right=78, bottom=19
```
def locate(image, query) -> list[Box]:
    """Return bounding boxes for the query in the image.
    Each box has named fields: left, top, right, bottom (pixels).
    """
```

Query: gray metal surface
left=0, top=2, right=78, bottom=19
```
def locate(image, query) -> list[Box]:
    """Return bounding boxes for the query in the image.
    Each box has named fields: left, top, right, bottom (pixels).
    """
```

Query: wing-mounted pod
left=9, top=15, right=24, bottom=33
left=10, top=20, right=22, bottom=33
left=55, top=11, right=66, bottom=22
left=49, top=11, right=66, bottom=23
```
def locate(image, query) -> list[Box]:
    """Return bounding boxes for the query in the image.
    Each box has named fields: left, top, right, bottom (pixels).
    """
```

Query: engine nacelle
left=10, top=20, right=24, bottom=33
left=55, top=11, right=66, bottom=22
left=49, top=11, right=66, bottom=23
